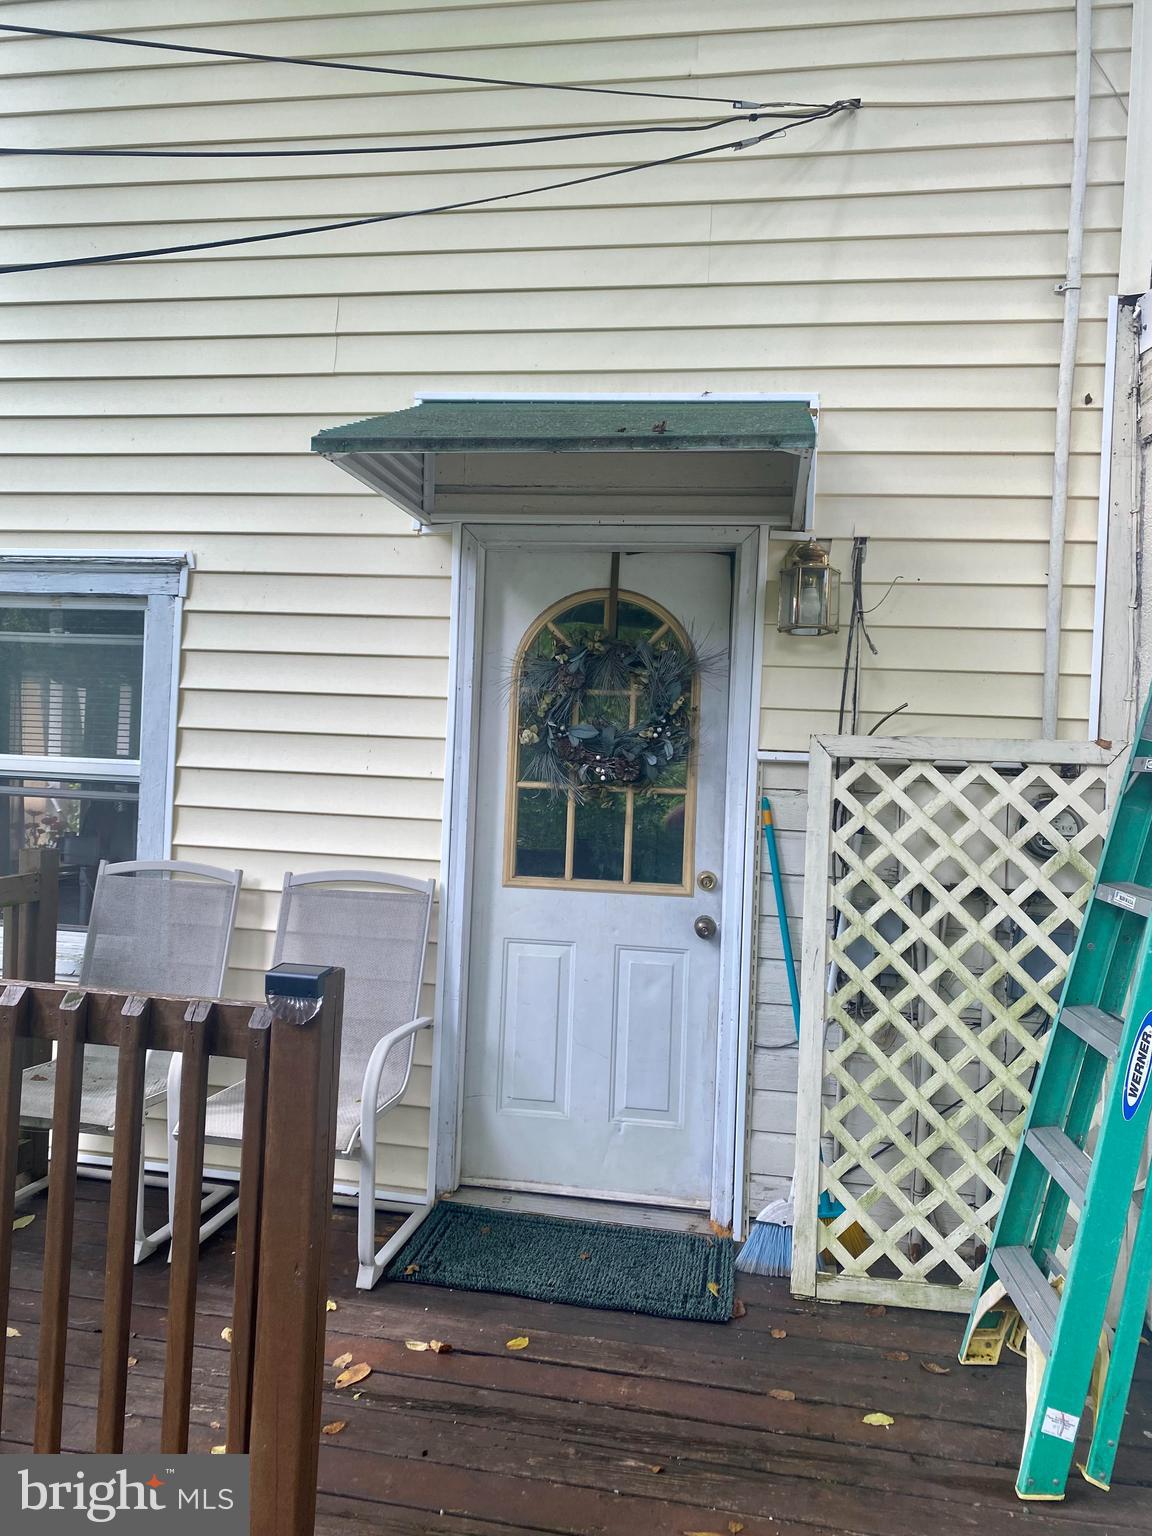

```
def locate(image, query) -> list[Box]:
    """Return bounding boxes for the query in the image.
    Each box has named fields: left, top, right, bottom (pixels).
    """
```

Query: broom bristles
left=735, top=1204, right=870, bottom=1279
left=735, top=1218, right=793, bottom=1278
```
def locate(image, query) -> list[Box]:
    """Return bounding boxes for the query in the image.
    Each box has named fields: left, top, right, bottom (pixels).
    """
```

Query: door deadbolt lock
left=697, top=871, right=718, bottom=892
left=694, top=914, right=718, bottom=940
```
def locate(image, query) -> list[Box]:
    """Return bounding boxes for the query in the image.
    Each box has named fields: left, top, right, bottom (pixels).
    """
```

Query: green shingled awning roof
left=312, top=398, right=816, bottom=457
left=311, top=397, right=817, bottom=524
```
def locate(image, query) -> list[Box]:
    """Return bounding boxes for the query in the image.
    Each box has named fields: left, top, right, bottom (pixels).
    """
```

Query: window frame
left=0, top=553, right=189, bottom=859
left=503, top=586, right=698, bottom=895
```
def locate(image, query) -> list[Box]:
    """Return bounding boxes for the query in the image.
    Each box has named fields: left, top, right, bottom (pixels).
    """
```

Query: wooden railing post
left=16, top=847, right=58, bottom=986
left=16, top=848, right=58, bottom=1184
left=248, top=966, right=344, bottom=1536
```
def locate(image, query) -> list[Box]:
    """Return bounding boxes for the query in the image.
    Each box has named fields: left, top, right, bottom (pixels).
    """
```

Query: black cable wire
left=0, top=103, right=855, bottom=276
left=0, top=22, right=822, bottom=111
left=0, top=111, right=774, bottom=160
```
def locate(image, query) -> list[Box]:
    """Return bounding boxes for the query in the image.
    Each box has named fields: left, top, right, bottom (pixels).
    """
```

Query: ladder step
left=1060, top=1004, right=1125, bottom=1061
left=1096, top=882, right=1152, bottom=917
left=1025, top=1126, right=1092, bottom=1207
left=993, top=1247, right=1059, bottom=1357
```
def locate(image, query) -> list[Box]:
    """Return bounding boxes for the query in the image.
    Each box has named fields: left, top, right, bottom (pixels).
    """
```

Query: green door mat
left=385, top=1202, right=734, bottom=1323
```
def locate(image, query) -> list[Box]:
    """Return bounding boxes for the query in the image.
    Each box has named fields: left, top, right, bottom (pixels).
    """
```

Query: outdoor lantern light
left=777, top=540, right=841, bottom=636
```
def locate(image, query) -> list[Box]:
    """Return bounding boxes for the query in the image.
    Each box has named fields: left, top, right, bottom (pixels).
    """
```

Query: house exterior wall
left=0, top=1, right=1137, bottom=1207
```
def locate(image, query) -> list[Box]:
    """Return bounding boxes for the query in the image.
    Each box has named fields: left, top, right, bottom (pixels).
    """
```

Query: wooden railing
left=0, top=968, right=345, bottom=1536
left=0, top=848, right=59, bottom=1185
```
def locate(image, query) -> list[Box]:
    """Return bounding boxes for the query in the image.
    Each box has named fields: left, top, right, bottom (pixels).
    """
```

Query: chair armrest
left=359, top=1016, right=433, bottom=1149
left=376, top=1014, right=434, bottom=1051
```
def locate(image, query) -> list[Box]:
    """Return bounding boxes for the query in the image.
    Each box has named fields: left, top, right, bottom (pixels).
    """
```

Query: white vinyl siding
left=0, top=1, right=1133, bottom=1203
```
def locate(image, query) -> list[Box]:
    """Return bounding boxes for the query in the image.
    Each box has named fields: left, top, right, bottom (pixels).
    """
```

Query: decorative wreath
left=516, top=628, right=703, bottom=797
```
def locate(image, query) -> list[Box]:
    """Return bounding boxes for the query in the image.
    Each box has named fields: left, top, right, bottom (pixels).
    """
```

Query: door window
left=507, top=589, right=695, bottom=892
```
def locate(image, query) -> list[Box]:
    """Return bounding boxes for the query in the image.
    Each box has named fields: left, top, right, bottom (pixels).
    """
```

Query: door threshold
left=446, top=1185, right=715, bottom=1235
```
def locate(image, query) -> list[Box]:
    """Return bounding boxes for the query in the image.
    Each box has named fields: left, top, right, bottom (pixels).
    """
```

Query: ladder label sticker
left=1041, top=1407, right=1080, bottom=1442
left=1108, top=888, right=1138, bottom=910
left=1121, top=1016, right=1152, bottom=1122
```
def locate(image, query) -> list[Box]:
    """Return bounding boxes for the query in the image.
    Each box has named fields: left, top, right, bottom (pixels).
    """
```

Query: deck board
left=1, top=1185, right=1149, bottom=1534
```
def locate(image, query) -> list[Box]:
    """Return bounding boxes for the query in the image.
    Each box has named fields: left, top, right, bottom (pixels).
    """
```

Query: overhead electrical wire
left=0, top=22, right=821, bottom=111
left=0, top=112, right=776, bottom=159
left=0, top=102, right=857, bottom=276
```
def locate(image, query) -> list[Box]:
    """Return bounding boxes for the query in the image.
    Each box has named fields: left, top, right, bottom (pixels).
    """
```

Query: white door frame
left=432, top=520, right=768, bottom=1233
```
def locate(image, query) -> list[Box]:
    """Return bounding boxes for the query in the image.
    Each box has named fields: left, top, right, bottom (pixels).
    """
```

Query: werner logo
left=2, top=1455, right=248, bottom=1531
left=1122, top=1017, right=1152, bottom=1122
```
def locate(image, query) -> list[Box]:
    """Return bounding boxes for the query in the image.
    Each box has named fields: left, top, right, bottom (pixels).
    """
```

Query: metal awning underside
left=311, top=399, right=817, bottom=526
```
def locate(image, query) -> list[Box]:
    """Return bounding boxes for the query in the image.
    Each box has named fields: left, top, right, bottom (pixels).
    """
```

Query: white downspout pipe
left=1042, top=0, right=1093, bottom=738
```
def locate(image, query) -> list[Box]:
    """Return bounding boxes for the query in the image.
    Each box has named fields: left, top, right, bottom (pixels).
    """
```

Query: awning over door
left=311, top=398, right=817, bottom=528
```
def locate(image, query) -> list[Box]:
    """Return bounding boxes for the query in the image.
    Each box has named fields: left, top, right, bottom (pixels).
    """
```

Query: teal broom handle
left=761, top=796, right=801, bottom=1035
left=761, top=796, right=843, bottom=1221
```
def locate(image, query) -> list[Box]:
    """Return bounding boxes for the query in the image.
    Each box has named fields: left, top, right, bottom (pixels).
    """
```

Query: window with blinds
left=0, top=604, right=144, bottom=760
left=0, top=603, right=144, bottom=929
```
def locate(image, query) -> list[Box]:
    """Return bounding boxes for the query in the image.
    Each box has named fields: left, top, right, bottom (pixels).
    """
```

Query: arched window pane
left=507, top=589, right=695, bottom=893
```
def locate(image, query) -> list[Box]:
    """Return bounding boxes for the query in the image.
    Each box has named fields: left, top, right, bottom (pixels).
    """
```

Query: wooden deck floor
left=2, top=1183, right=1150, bottom=1535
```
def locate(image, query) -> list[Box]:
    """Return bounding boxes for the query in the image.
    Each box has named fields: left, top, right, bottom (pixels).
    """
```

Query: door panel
left=611, top=945, right=686, bottom=1124
left=462, top=550, right=730, bottom=1205
left=499, top=939, right=572, bottom=1115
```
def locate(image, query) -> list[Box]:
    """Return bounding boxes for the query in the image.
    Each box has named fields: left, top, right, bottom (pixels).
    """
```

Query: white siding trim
left=1089, top=295, right=1120, bottom=740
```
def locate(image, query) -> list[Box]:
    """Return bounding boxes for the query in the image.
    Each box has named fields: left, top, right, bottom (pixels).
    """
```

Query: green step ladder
left=960, top=692, right=1152, bottom=1501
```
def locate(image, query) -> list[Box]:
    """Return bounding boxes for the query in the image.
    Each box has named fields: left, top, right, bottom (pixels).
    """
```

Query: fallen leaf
left=882, top=1350, right=909, bottom=1362
left=729, top=1523, right=746, bottom=1534
left=126, top=1356, right=138, bottom=1368
left=862, top=1411, right=894, bottom=1427
left=649, top=1465, right=664, bottom=1474
left=404, top=1264, right=420, bottom=1276
left=768, top=1388, right=795, bottom=1401
left=709, top=1218, right=733, bottom=1239
left=405, top=1340, right=430, bottom=1352
left=210, top=1421, right=221, bottom=1431
left=352, top=1392, right=363, bottom=1400
left=707, top=1281, right=721, bottom=1298
left=479, top=1225, right=491, bottom=1236
left=326, top=1299, right=338, bottom=1312
left=770, top=1328, right=787, bottom=1339
left=11, top=1215, right=34, bottom=1231
left=920, top=1360, right=951, bottom=1375
left=332, top=1352, right=353, bottom=1371
left=5, top=1326, right=19, bottom=1338
left=505, top=1336, right=530, bottom=1351
left=864, top=1304, right=887, bottom=1317
left=335, top=1363, right=371, bottom=1389
left=220, top=1327, right=232, bottom=1344
left=731, top=1298, right=747, bottom=1320
left=210, top=1446, right=226, bottom=1455
left=428, top=1340, right=452, bottom=1355
left=579, top=1251, right=591, bottom=1261
left=321, top=1421, right=346, bottom=1436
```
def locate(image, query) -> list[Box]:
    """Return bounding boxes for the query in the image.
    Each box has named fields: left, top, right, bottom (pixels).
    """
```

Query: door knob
left=694, top=914, right=718, bottom=940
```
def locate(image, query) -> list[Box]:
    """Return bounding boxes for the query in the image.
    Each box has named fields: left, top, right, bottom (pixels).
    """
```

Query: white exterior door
left=461, top=549, right=731, bottom=1206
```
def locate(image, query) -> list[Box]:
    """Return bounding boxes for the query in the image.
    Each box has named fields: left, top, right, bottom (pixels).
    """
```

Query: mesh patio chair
left=181, top=869, right=435, bottom=1288
left=17, top=859, right=242, bottom=1262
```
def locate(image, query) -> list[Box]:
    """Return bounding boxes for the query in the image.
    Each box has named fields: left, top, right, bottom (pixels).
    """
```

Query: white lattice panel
left=792, top=736, right=1125, bottom=1311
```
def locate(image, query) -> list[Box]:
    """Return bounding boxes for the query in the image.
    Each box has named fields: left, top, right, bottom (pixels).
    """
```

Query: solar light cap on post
left=264, top=961, right=336, bottom=1027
